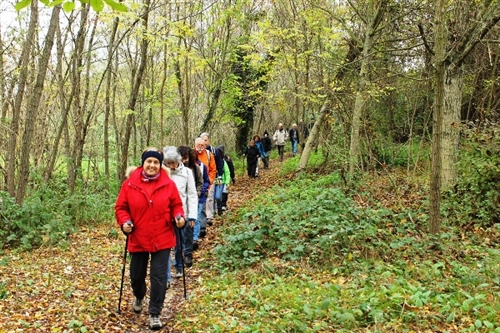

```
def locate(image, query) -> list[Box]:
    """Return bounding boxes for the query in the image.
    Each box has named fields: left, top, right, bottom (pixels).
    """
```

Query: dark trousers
left=247, top=161, right=257, bottom=177
left=130, top=249, right=170, bottom=315
left=277, top=145, right=285, bottom=161
left=174, top=223, right=193, bottom=267
left=263, top=154, right=270, bottom=169
left=221, top=192, right=228, bottom=209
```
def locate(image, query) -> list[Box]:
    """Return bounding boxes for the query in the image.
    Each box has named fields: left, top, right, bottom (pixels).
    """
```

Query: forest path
left=0, top=152, right=290, bottom=332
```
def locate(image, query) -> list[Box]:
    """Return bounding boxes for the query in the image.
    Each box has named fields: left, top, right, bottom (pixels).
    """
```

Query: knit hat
left=141, top=150, right=163, bottom=166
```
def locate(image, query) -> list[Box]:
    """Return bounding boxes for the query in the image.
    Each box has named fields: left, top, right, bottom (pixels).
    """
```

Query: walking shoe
left=174, top=270, right=182, bottom=278
left=207, top=219, right=213, bottom=226
left=184, top=255, right=193, bottom=268
left=199, top=228, right=206, bottom=238
left=132, top=298, right=143, bottom=313
left=149, top=315, right=162, bottom=330
left=166, top=281, right=171, bottom=290
left=222, top=206, right=227, bottom=211
left=193, top=240, right=199, bottom=251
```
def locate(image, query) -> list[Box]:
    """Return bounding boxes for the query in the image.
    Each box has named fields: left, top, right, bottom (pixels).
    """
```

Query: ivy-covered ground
left=1, top=151, right=500, bottom=332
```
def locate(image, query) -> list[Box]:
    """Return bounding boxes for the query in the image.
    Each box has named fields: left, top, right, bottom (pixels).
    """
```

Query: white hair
left=162, top=146, right=181, bottom=163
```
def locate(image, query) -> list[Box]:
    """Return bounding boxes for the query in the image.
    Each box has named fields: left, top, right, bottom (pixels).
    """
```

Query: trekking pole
left=117, top=234, right=129, bottom=314
left=177, top=227, right=188, bottom=299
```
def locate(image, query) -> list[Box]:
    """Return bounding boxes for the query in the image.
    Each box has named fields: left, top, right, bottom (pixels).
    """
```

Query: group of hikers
left=114, top=122, right=312, bottom=330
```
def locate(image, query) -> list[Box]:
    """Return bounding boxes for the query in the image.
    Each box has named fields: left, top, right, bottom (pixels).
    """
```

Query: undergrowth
left=443, top=124, right=500, bottom=229
left=0, top=173, right=118, bottom=251
left=214, top=172, right=426, bottom=269
left=179, top=169, right=500, bottom=332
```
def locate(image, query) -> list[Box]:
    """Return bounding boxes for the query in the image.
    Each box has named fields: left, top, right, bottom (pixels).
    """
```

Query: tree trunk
left=441, top=67, right=462, bottom=190
left=104, top=16, right=120, bottom=183
left=119, top=0, right=151, bottom=181
left=44, top=18, right=72, bottom=183
left=429, top=0, right=500, bottom=233
left=6, top=0, right=38, bottom=198
left=296, top=100, right=329, bottom=172
left=67, top=5, right=90, bottom=193
left=16, top=5, right=60, bottom=204
left=348, top=0, right=387, bottom=184
left=429, top=0, right=446, bottom=235
left=0, top=25, right=5, bottom=121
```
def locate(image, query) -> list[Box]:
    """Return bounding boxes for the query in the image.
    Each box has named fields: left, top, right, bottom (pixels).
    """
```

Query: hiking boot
left=132, top=298, right=143, bottom=313
left=166, top=281, right=171, bottom=290
left=184, top=255, right=193, bottom=268
left=207, top=219, right=213, bottom=226
left=149, top=315, right=162, bottom=330
left=193, top=240, right=199, bottom=251
left=174, top=270, right=182, bottom=278
left=199, top=228, right=206, bottom=238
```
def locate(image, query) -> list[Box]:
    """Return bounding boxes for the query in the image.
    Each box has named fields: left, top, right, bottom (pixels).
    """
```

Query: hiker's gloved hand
left=122, top=220, right=134, bottom=234
left=175, top=216, right=185, bottom=229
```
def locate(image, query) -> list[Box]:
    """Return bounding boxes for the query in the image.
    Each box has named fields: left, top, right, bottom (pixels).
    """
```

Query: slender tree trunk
left=119, top=0, right=151, bottom=181
left=0, top=25, right=5, bottom=121
left=441, top=67, right=462, bottom=189
left=174, top=53, right=189, bottom=144
left=348, top=0, right=387, bottom=184
left=296, top=100, right=329, bottom=172
left=67, top=5, right=90, bottom=193
left=44, top=19, right=73, bottom=183
left=73, top=15, right=98, bottom=190
left=16, top=5, right=60, bottom=204
left=104, top=16, right=120, bottom=183
left=6, top=0, right=38, bottom=198
left=429, top=0, right=446, bottom=234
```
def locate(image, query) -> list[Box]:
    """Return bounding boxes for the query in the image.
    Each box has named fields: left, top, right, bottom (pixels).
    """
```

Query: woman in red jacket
left=115, top=147, right=185, bottom=330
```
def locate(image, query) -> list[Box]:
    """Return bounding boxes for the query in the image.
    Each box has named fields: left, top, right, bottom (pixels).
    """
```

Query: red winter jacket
left=115, top=167, right=184, bottom=253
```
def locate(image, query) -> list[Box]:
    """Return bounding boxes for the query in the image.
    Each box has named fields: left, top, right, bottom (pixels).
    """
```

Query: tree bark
left=429, top=0, right=500, bottom=233
left=104, top=15, right=120, bottom=183
left=348, top=0, right=387, bottom=184
left=6, top=0, right=38, bottom=198
left=44, top=17, right=72, bottom=183
left=16, top=5, right=60, bottom=204
left=296, top=99, right=329, bottom=172
left=429, top=0, right=446, bottom=235
left=441, top=67, right=462, bottom=189
left=119, top=0, right=151, bottom=181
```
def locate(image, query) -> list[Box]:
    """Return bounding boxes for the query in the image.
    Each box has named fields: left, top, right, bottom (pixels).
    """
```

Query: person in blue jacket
left=253, top=135, right=267, bottom=177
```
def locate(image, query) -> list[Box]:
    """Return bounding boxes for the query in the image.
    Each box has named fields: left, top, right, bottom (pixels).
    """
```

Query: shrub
left=444, top=124, right=500, bottom=228
left=0, top=173, right=118, bottom=250
left=214, top=172, right=414, bottom=270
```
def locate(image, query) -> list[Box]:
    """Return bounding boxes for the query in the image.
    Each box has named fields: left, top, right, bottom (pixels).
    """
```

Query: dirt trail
left=164, top=156, right=284, bottom=332
left=0, top=155, right=287, bottom=332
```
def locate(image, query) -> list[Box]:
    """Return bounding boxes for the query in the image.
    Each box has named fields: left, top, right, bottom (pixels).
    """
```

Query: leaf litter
left=0, top=154, right=285, bottom=332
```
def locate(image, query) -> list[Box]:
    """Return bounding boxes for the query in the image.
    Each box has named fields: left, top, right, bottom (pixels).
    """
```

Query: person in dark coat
left=261, top=131, right=272, bottom=169
left=289, top=123, right=299, bottom=157
left=243, top=140, right=260, bottom=178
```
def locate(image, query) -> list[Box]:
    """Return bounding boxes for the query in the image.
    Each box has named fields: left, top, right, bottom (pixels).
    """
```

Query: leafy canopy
left=15, top=0, right=128, bottom=13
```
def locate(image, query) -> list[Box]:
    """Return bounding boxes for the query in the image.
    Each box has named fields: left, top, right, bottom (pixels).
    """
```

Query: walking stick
left=117, top=234, right=129, bottom=314
left=177, top=227, right=188, bottom=299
